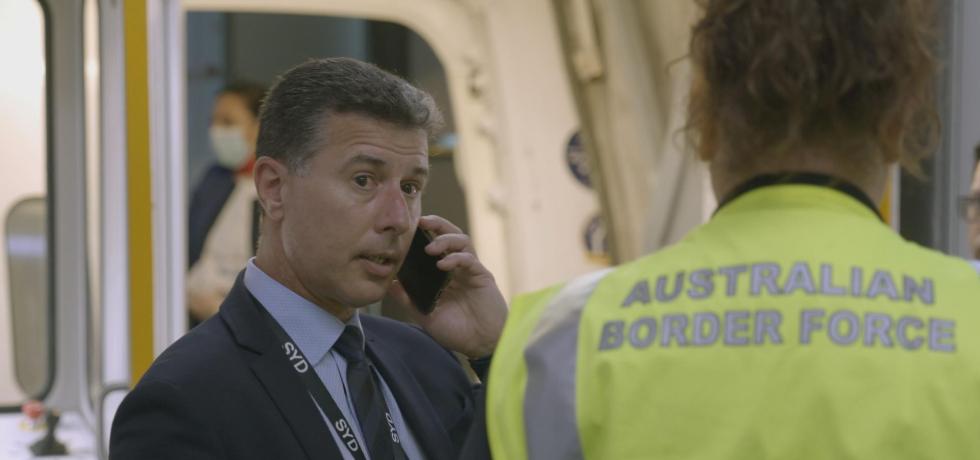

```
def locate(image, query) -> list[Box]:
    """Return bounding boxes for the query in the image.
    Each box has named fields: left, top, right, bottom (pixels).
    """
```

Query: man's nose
left=375, top=183, right=412, bottom=235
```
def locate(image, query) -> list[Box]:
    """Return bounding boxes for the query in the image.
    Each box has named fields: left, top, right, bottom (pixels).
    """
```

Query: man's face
left=279, top=113, right=429, bottom=309
left=969, top=161, right=980, bottom=258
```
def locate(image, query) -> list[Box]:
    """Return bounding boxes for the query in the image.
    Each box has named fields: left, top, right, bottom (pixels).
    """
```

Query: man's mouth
left=361, top=254, right=394, bottom=265
left=357, top=251, right=400, bottom=278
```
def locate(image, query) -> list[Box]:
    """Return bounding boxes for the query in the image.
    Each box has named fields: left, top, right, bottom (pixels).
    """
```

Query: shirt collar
left=243, top=258, right=362, bottom=364
left=713, top=179, right=883, bottom=224
left=716, top=172, right=882, bottom=220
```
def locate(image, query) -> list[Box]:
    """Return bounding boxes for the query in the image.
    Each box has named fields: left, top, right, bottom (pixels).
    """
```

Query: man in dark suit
left=109, top=58, right=506, bottom=460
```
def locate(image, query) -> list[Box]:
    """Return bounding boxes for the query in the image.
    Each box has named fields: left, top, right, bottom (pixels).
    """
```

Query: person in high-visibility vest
left=486, top=0, right=980, bottom=459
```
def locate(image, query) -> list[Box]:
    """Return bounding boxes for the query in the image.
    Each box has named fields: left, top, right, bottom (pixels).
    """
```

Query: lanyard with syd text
left=259, top=307, right=407, bottom=460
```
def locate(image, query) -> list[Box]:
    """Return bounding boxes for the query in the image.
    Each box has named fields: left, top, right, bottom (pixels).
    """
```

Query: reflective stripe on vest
left=522, top=268, right=611, bottom=460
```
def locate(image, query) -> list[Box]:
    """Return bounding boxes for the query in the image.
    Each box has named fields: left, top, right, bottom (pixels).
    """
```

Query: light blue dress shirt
left=244, top=259, right=425, bottom=460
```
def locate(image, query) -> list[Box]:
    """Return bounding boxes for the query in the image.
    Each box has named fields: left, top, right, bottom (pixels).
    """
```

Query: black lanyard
left=259, top=307, right=406, bottom=460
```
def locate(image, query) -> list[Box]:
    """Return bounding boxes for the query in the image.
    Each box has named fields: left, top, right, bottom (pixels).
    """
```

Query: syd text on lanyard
left=259, top=306, right=407, bottom=460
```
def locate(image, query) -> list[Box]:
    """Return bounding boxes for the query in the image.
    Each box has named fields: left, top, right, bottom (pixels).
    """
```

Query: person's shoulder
left=895, top=239, right=980, bottom=283
left=361, top=314, right=466, bottom=369
left=513, top=269, right=614, bottom=311
left=190, top=164, right=235, bottom=198
left=137, top=315, right=242, bottom=390
left=361, top=314, right=476, bottom=395
left=361, top=314, right=441, bottom=349
left=198, top=163, right=234, bottom=182
left=111, top=323, right=235, bottom=458
left=502, top=268, right=616, bottom=343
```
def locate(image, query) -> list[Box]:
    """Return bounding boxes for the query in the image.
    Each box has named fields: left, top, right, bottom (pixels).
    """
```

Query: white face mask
left=210, top=125, right=251, bottom=169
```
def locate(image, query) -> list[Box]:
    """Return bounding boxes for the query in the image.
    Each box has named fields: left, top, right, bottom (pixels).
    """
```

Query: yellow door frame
left=123, top=0, right=154, bottom=384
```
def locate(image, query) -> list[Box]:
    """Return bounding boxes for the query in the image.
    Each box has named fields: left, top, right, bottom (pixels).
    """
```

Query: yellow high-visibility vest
left=488, top=183, right=980, bottom=460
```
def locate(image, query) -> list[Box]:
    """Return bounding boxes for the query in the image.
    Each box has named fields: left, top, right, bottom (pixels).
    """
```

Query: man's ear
left=254, top=156, right=288, bottom=221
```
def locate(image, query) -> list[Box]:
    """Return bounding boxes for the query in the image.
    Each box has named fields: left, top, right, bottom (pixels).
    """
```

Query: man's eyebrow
left=342, top=153, right=429, bottom=178
left=343, top=153, right=387, bottom=169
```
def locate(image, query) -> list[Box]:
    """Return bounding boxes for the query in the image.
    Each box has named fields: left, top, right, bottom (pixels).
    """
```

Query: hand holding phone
left=397, top=228, right=450, bottom=314
left=390, top=216, right=507, bottom=359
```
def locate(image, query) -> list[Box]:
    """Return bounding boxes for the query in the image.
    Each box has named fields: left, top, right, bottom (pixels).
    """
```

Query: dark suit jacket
left=109, top=276, right=488, bottom=460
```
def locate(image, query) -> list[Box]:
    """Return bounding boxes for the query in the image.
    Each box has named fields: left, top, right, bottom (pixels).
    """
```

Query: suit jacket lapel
left=250, top=352, right=343, bottom=460
left=365, top=330, right=455, bottom=460
left=220, top=276, right=343, bottom=460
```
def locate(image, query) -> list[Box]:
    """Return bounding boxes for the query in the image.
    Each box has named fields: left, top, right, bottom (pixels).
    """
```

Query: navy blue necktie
left=333, top=326, right=404, bottom=460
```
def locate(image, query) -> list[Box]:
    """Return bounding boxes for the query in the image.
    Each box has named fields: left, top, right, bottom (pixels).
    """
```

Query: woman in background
left=187, top=82, right=265, bottom=325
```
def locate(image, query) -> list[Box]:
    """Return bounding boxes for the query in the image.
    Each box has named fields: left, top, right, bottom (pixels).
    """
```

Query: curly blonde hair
left=686, top=0, right=939, bottom=175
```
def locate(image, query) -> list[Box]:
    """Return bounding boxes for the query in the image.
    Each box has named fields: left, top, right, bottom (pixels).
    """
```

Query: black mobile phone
left=397, top=228, right=450, bottom=314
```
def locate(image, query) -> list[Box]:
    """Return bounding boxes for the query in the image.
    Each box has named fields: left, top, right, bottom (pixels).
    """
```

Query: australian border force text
left=599, top=263, right=954, bottom=353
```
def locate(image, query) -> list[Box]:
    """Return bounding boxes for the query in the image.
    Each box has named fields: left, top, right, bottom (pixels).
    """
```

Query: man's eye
left=401, top=183, right=421, bottom=196
left=354, top=175, right=373, bottom=188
